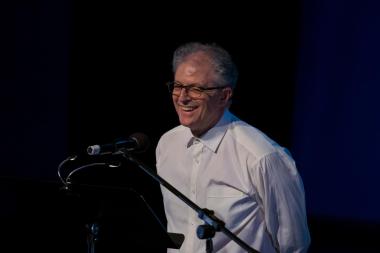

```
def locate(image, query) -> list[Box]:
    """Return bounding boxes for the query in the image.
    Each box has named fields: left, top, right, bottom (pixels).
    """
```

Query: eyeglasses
left=166, top=81, right=229, bottom=99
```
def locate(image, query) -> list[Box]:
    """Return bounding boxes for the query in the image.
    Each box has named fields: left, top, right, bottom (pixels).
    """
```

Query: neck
left=191, top=110, right=226, bottom=137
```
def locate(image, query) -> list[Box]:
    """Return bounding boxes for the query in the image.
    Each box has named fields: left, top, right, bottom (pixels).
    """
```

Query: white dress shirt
left=156, top=110, right=310, bottom=253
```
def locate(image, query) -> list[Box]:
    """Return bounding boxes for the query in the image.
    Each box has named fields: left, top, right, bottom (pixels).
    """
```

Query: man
left=156, top=42, right=310, bottom=253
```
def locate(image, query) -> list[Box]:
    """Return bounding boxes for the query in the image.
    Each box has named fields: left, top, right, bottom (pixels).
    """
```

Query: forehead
left=175, top=52, right=216, bottom=82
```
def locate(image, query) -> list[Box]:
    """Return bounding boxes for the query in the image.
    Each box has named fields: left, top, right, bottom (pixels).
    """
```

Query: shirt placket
left=186, top=139, right=203, bottom=253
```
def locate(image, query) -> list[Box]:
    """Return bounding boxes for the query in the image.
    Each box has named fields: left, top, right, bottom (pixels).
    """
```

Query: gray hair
left=172, top=42, right=238, bottom=89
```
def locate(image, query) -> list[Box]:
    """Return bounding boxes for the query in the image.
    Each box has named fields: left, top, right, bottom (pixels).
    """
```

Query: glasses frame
left=166, top=81, right=229, bottom=98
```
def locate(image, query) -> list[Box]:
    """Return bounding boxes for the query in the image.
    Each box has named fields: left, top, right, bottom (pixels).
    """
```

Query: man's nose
left=178, top=87, right=191, bottom=99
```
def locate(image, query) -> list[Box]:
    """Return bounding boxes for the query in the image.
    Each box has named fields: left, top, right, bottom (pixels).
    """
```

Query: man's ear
left=220, top=87, right=233, bottom=104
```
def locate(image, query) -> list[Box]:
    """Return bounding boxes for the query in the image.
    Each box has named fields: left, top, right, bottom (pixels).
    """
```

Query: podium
left=60, top=158, right=184, bottom=253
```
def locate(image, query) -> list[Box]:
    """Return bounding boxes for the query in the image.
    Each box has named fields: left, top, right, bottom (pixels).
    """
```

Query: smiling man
left=156, top=42, right=310, bottom=253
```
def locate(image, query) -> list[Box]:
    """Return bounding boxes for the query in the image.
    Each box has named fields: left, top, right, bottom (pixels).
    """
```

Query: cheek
left=201, top=99, right=221, bottom=119
left=172, top=96, right=179, bottom=108
left=205, top=97, right=221, bottom=111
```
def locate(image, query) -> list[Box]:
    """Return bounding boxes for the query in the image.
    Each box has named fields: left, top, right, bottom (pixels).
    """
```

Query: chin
left=178, top=116, right=197, bottom=129
left=179, top=119, right=192, bottom=128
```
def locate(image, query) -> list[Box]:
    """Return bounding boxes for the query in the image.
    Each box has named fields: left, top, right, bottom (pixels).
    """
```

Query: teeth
left=181, top=106, right=195, bottom=111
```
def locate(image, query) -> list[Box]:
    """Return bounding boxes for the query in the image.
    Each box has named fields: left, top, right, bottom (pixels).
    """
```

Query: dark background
left=1, top=0, right=379, bottom=252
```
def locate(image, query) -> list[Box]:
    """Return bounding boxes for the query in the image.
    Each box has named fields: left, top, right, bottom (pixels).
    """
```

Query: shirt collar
left=186, top=110, right=233, bottom=153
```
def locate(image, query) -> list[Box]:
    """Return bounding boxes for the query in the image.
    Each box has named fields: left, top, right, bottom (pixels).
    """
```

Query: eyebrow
left=174, top=81, right=209, bottom=87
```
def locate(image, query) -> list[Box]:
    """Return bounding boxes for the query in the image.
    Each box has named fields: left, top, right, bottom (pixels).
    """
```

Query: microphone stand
left=59, top=160, right=107, bottom=253
left=122, top=151, right=259, bottom=253
left=57, top=155, right=184, bottom=253
left=86, top=222, right=99, bottom=253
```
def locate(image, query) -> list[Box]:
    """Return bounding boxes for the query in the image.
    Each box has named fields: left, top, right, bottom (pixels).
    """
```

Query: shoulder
left=227, top=116, right=280, bottom=159
left=158, top=125, right=186, bottom=144
left=228, top=118, right=298, bottom=177
left=156, top=125, right=188, bottom=154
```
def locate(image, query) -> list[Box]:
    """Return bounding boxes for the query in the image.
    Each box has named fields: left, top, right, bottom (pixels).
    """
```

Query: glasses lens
left=187, top=87, right=203, bottom=98
left=167, top=81, right=207, bottom=98
left=167, top=82, right=182, bottom=96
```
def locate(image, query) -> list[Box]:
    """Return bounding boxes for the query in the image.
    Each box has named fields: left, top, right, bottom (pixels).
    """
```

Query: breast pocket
left=207, top=186, right=244, bottom=198
left=206, top=185, right=247, bottom=227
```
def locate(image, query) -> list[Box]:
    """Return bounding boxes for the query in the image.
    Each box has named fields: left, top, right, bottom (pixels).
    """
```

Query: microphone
left=87, top=132, right=150, bottom=155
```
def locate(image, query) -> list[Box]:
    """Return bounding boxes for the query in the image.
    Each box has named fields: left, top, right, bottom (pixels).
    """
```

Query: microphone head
left=129, top=132, right=150, bottom=153
left=87, top=144, right=101, bottom=155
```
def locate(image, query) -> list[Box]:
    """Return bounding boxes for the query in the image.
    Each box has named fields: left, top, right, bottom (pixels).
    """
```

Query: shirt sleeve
left=249, top=150, right=311, bottom=253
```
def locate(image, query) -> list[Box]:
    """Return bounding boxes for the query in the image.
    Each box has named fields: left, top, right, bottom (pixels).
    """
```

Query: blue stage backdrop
left=292, top=0, right=380, bottom=223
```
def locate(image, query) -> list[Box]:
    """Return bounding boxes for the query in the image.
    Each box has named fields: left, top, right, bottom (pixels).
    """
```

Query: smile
left=179, top=105, right=197, bottom=112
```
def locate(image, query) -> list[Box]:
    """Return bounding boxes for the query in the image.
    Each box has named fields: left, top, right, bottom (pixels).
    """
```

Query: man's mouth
left=179, top=105, right=197, bottom=112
